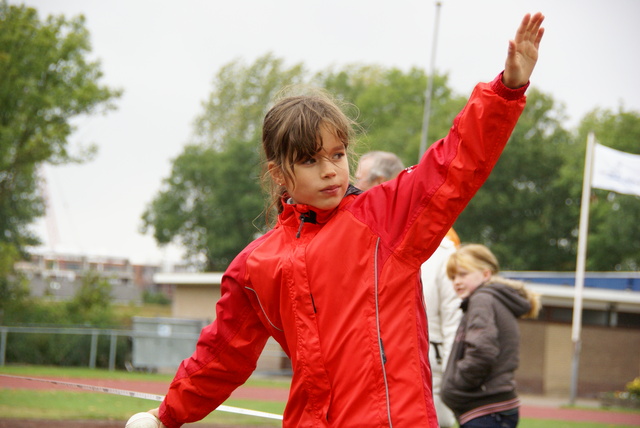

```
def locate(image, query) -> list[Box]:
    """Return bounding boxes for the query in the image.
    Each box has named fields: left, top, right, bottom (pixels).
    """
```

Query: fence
left=0, top=325, right=200, bottom=371
left=0, top=323, right=291, bottom=374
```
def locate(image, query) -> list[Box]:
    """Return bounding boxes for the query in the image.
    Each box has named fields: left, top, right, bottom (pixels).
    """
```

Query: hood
left=464, top=282, right=531, bottom=318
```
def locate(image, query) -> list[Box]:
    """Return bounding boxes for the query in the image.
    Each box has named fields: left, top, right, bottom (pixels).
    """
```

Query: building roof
left=527, top=283, right=640, bottom=313
left=154, top=272, right=223, bottom=286
left=153, top=271, right=640, bottom=312
left=505, top=271, right=640, bottom=292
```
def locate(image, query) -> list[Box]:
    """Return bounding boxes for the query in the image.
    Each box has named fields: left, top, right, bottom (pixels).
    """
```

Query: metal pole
left=419, top=1, right=443, bottom=161
left=569, top=131, right=596, bottom=405
left=108, top=332, right=117, bottom=371
left=89, top=330, right=98, bottom=369
left=0, top=329, right=6, bottom=366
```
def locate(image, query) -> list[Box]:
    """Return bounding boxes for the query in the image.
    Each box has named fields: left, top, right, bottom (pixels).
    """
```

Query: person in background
left=356, top=150, right=461, bottom=428
left=420, top=234, right=461, bottom=427
left=354, top=150, right=405, bottom=191
left=442, top=244, right=541, bottom=428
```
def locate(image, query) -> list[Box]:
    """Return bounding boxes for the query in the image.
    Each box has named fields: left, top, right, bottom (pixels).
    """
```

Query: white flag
left=592, top=143, right=640, bottom=197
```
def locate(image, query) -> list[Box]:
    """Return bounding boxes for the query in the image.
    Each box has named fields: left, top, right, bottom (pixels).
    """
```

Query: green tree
left=454, top=89, right=577, bottom=270
left=66, top=270, right=115, bottom=324
left=193, top=53, right=307, bottom=149
left=0, top=242, right=30, bottom=321
left=142, top=140, right=264, bottom=270
left=147, top=53, right=640, bottom=273
left=317, top=65, right=466, bottom=167
left=144, top=57, right=466, bottom=270
left=0, top=3, right=121, bottom=280
left=142, top=54, right=305, bottom=270
left=2, top=270, right=124, bottom=367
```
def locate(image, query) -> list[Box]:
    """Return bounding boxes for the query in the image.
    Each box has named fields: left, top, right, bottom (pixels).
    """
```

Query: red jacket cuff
left=491, top=72, right=529, bottom=100
left=159, top=402, right=179, bottom=428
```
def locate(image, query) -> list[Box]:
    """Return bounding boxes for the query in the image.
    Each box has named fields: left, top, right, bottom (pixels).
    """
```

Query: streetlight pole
left=418, top=1, right=443, bottom=161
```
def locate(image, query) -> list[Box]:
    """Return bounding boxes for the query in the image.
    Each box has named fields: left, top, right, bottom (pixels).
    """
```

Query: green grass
left=1, top=364, right=171, bottom=382
left=0, top=364, right=291, bottom=388
left=1, top=365, right=637, bottom=427
left=0, top=365, right=286, bottom=425
left=0, top=389, right=283, bottom=425
left=113, top=302, right=172, bottom=321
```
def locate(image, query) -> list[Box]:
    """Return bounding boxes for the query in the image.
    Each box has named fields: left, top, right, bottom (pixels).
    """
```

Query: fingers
left=534, top=25, right=545, bottom=49
left=514, top=13, right=532, bottom=43
left=517, top=12, right=545, bottom=46
left=502, top=12, right=544, bottom=89
left=147, top=408, right=167, bottom=428
left=512, top=11, right=545, bottom=58
left=534, top=28, right=545, bottom=51
left=529, top=12, right=545, bottom=47
left=506, top=39, right=516, bottom=61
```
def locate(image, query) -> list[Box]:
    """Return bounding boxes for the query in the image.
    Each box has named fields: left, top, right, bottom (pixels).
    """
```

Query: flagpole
left=569, top=131, right=596, bottom=405
left=418, top=1, right=442, bottom=161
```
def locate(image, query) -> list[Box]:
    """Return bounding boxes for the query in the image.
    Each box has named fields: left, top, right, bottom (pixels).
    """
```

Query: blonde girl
left=442, top=244, right=540, bottom=428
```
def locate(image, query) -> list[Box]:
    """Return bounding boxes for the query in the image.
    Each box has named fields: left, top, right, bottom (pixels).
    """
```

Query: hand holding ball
left=125, top=412, right=162, bottom=428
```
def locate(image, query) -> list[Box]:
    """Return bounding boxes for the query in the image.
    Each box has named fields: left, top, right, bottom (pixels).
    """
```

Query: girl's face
left=272, top=125, right=350, bottom=211
left=451, top=267, right=491, bottom=299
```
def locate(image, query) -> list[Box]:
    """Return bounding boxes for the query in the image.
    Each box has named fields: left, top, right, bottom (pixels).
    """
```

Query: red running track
left=1, top=375, right=639, bottom=426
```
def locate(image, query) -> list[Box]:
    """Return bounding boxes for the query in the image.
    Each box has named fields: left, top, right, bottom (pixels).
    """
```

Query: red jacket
left=159, top=74, right=527, bottom=428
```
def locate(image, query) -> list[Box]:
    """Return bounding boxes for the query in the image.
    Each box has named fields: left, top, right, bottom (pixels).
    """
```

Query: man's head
left=355, top=151, right=405, bottom=191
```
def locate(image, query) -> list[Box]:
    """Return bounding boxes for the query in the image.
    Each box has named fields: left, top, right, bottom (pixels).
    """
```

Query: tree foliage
left=1, top=269, right=127, bottom=368
left=66, top=270, right=115, bottom=324
left=143, top=56, right=468, bottom=271
left=145, top=53, right=640, bottom=272
left=142, top=54, right=305, bottom=270
left=317, top=65, right=466, bottom=166
left=0, top=2, right=121, bottom=279
left=455, top=89, right=578, bottom=270
left=193, top=53, right=307, bottom=150
left=142, top=140, right=264, bottom=270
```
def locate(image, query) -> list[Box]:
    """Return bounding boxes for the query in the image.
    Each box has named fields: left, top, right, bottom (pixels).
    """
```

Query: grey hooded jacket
left=441, top=279, right=531, bottom=420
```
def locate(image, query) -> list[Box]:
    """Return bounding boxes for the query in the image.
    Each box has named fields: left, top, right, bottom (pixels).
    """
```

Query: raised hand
left=503, top=12, right=545, bottom=89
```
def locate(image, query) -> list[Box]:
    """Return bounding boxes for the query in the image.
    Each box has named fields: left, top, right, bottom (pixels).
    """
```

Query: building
left=154, top=270, right=640, bottom=397
left=15, top=252, right=161, bottom=304
left=153, top=272, right=291, bottom=375
left=503, top=271, right=640, bottom=397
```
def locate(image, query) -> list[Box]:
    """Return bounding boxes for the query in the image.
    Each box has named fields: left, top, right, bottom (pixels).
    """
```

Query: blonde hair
left=447, top=244, right=541, bottom=319
left=261, top=90, right=356, bottom=225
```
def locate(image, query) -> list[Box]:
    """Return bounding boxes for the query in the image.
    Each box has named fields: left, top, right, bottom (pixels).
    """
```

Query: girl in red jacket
left=143, top=12, right=544, bottom=428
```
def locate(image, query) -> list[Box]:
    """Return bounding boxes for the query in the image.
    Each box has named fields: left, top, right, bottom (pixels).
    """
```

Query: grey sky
left=20, top=0, right=640, bottom=267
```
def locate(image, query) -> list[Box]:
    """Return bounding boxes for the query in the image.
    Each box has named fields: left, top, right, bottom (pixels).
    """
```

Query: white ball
left=125, top=412, right=161, bottom=428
